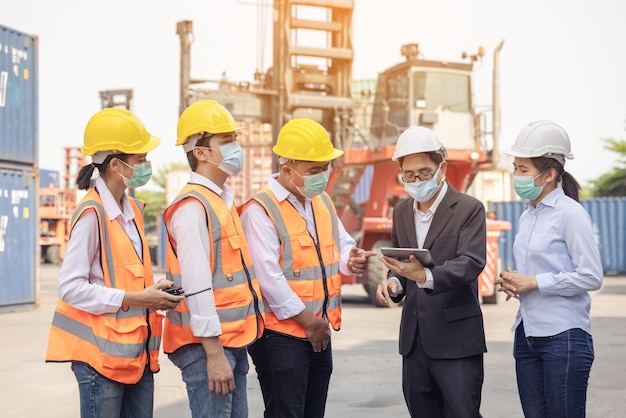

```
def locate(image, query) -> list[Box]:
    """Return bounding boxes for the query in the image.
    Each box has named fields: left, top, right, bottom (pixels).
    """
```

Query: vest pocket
left=100, top=314, right=147, bottom=369
left=114, top=263, right=146, bottom=293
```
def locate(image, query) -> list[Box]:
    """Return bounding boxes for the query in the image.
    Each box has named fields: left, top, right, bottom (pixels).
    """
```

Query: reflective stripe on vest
left=253, top=189, right=341, bottom=338
left=162, top=184, right=264, bottom=353
left=46, top=190, right=162, bottom=384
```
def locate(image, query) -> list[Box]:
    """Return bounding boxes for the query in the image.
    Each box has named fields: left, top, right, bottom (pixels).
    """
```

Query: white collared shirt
left=57, top=176, right=142, bottom=315
left=390, top=182, right=448, bottom=293
left=165, top=171, right=235, bottom=338
left=240, top=174, right=356, bottom=320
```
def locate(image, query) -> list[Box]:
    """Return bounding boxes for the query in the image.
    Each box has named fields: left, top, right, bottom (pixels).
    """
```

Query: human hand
left=381, top=254, right=426, bottom=285
left=376, top=278, right=398, bottom=306
left=304, top=315, right=331, bottom=353
left=495, top=268, right=537, bottom=301
left=348, top=247, right=377, bottom=275
left=203, top=338, right=235, bottom=395
left=207, top=353, right=235, bottom=395
left=136, top=279, right=184, bottom=310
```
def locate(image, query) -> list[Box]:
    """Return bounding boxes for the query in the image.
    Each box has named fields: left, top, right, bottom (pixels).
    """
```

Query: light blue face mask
left=198, top=141, right=244, bottom=176
left=513, top=173, right=545, bottom=200
left=292, top=169, right=330, bottom=198
left=216, top=141, right=244, bottom=176
left=118, top=160, right=152, bottom=188
left=404, top=165, right=441, bottom=202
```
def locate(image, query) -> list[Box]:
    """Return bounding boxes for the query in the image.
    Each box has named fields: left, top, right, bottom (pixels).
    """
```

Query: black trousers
left=248, top=330, right=333, bottom=418
left=402, top=334, right=484, bottom=418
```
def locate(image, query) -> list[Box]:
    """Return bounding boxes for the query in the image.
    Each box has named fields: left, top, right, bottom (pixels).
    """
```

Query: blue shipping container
left=0, top=167, right=38, bottom=312
left=491, top=198, right=626, bottom=276
left=40, top=168, right=60, bottom=188
left=0, top=24, right=38, bottom=166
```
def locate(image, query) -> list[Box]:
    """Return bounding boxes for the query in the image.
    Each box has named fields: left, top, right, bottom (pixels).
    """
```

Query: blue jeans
left=168, top=343, right=249, bottom=418
left=247, top=330, right=333, bottom=418
left=71, top=361, right=153, bottom=418
left=514, top=324, right=594, bottom=418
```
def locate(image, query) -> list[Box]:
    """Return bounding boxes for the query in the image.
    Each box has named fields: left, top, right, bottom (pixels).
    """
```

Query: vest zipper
left=314, top=242, right=329, bottom=320
left=240, top=252, right=264, bottom=327
left=145, top=308, right=151, bottom=367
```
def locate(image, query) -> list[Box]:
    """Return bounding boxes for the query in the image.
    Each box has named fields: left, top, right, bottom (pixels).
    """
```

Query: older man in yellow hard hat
left=241, top=118, right=376, bottom=418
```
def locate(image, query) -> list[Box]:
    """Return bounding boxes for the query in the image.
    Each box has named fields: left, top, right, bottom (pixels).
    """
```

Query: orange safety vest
left=46, top=188, right=162, bottom=385
left=249, top=188, right=341, bottom=339
left=162, top=184, right=264, bottom=353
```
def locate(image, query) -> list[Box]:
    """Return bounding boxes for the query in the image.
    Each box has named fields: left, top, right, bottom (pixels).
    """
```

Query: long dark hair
left=532, top=156, right=580, bottom=202
left=76, top=153, right=131, bottom=190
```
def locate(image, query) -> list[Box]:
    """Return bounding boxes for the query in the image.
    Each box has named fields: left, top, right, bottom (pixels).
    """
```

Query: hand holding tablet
left=380, top=247, right=434, bottom=267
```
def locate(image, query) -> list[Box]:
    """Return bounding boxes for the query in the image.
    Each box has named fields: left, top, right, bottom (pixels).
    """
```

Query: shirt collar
left=532, top=187, right=564, bottom=210
left=268, top=173, right=311, bottom=205
left=95, top=176, right=134, bottom=222
left=188, top=171, right=234, bottom=207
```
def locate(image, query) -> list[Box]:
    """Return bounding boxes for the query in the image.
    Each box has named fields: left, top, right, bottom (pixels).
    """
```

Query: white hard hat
left=504, top=120, right=574, bottom=165
left=392, top=125, right=448, bottom=161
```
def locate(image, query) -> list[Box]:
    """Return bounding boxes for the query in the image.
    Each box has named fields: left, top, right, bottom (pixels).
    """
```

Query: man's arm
left=428, top=199, right=486, bottom=294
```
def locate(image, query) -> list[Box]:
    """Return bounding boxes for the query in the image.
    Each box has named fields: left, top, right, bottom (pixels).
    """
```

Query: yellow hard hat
left=273, top=118, right=343, bottom=162
left=176, top=100, right=240, bottom=147
left=82, top=108, right=160, bottom=161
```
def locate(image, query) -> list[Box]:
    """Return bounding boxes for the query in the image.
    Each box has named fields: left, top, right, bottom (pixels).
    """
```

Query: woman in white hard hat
left=46, top=108, right=184, bottom=418
left=496, top=120, right=603, bottom=417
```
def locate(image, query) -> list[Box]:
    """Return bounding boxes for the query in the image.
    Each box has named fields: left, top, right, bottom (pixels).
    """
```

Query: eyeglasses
left=401, top=171, right=436, bottom=183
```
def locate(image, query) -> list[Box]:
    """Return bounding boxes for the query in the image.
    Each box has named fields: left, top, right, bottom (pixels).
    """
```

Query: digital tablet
left=380, top=247, right=434, bottom=266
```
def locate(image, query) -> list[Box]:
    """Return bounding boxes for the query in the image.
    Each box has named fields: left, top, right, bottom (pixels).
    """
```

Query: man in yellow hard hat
left=240, top=117, right=376, bottom=418
left=162, top=100, right=265, bottom=418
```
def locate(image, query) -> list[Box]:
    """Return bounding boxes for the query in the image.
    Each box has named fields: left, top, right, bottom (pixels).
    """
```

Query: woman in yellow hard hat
left=46, top=108, right=184, bottom=418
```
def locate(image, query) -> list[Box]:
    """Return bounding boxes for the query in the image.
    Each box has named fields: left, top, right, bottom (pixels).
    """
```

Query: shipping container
left=0, top=24, right=38, bottom=166
left=491, top=198, right=626, bottom=275
left=0, top=166, right=38, bottom=312
left=40, top=168, right=60, bottom=188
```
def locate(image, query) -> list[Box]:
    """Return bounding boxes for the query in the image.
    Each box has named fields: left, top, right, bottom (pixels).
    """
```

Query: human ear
left=193, top=147, right=206, bottom=160
left=546, top=167, right=558, bottom=183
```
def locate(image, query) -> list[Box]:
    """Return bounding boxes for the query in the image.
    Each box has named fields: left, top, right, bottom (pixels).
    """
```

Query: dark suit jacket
left=390, top=184, right=487, bottom=359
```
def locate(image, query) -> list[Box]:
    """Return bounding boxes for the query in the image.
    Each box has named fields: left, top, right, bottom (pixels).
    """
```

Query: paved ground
left=1, top=265, right=625, bottom=417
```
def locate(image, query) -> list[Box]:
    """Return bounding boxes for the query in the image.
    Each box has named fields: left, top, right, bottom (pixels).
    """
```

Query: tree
left=151, top=162, right=188, bottom=190
left=589, top=138, right=626, bottom=197
left=135, top=162, right=188, bottom=232
left=135, top=189, right=166, bottom=233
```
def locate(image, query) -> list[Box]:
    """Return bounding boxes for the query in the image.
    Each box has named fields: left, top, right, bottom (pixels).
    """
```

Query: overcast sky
left=2, top=0, right=625, bottom=187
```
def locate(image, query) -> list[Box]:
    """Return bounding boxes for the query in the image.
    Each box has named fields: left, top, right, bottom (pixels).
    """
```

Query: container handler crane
left=176, top=0, right=510, bottom=306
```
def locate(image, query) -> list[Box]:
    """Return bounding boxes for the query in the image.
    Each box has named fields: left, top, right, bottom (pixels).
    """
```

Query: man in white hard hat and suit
left=377, top=125, right=487, bottom=418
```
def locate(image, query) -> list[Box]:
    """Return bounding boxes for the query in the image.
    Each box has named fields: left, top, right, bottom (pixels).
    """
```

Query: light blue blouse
left=512, top=187, right=603, bottom=337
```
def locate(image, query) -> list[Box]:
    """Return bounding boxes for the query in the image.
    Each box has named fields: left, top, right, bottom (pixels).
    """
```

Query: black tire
left=45, top=245, right=62, bottom=265
left=363, top=239, right=399, bottom=308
